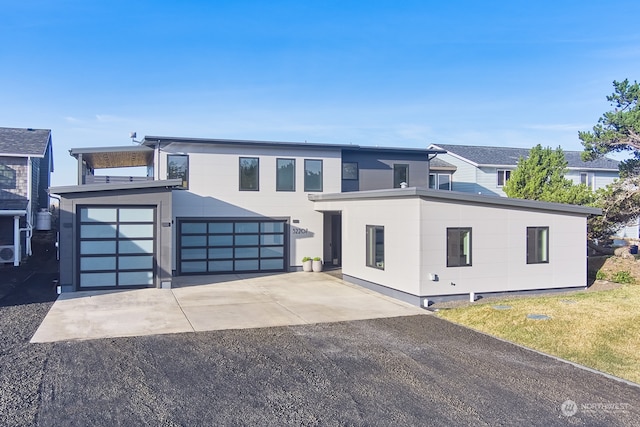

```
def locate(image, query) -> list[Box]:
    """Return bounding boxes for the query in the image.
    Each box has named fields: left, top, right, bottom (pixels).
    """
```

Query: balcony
left=70, top=145, right=155, bottom=186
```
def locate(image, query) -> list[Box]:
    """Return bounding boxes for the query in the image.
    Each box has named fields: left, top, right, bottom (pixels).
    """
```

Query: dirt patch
left=589, top=254, right=640, bottom=284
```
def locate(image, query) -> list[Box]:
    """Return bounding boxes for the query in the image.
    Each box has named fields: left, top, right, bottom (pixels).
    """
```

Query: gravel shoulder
left=2, top=271, right=640, bottom=426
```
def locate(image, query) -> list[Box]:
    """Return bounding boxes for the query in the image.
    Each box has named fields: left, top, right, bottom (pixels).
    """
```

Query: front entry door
left=331, top=214, right=342, bottom=266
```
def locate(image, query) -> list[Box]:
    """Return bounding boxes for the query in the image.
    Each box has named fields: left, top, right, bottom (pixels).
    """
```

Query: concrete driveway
left=31, top=271, right=425, bottom=342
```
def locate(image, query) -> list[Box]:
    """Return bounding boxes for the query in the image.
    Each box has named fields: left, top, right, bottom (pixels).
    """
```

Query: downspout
left=19, top=156, right=34, bottom=261
left=49, top=193, right=61, bottom=261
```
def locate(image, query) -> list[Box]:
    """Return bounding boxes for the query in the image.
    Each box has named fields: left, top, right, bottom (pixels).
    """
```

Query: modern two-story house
left=51, top=136, right=599, bottom=307
left=0, top=127, right=54, bottom=266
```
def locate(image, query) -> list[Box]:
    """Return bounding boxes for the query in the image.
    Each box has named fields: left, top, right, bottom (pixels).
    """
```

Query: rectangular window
left=342, top=162, right=358, bottom=180
left=394, top=164, right=409, bottom=188
left=497, top=170, right=511, bottom=187
left=447, top=228, right=472, bottom=267
left=239, top=157, right=259, bottom=191
left=429, top=173, right=452, bottom=190
left=276, top=158, right=295, bottom=191
left=366, top=225, right=384, bottom=269
left=580, top=172, right=595, bottom=190
left=438, top=174, right=451, bottom=190
left=167, top=155, right=189, bottom=188
left=304, top=159, right=323, bottom=192
left=527, top=227, right=549, bottom=264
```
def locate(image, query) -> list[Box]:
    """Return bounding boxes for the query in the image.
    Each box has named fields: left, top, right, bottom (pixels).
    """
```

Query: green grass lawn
left=436, top=284, right=640, bottom=384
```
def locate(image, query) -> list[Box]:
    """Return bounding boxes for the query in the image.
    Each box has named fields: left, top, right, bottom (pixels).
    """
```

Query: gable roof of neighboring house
left=429, top=157, right=457, bottom=171
left=0, top=127, right=52, bottom=157
left=429, top=144, right=619, bottom=171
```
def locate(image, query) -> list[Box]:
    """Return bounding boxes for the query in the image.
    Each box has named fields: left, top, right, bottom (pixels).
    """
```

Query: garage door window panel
left=80, top=272, right=117, bottom=287
left=81, top=256, right=116, bottom=271
left=80, top=241, right=116, bottom=254
left=118, top=255, right=154, bottom=270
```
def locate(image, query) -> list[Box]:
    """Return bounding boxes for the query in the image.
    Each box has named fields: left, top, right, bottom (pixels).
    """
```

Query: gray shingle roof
left=0, top=127, right=51, bottom=157
left=429, top=157, right=456, bottom=170
left=432, top=144, right=619, bottom=170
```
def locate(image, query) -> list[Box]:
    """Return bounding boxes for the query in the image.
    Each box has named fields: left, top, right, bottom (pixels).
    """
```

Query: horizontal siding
left=436, top=154, right=482, bottom=194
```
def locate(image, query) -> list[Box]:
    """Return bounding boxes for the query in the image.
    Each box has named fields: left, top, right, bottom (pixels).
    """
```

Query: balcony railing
left=83, top=176, right=154, bottom=185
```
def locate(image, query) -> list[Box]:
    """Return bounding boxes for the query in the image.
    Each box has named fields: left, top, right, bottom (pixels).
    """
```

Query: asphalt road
left=1, top=271, right=639, bottom=426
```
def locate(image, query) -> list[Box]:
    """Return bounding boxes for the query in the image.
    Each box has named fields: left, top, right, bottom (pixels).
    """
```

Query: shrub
left=595, top=270, right=608, bottom=281
left=611, top=270, right=635, bottom=284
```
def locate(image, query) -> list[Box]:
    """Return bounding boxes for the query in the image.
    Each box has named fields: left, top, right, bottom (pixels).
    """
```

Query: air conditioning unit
left=0, top=245, right=15, bottom=263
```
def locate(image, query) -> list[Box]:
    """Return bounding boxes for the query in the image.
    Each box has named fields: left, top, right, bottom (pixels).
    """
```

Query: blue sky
left=2, top=0, right=640, bottom=186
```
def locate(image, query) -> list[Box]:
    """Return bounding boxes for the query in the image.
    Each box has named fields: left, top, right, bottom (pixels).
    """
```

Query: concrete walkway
left=31, top=271, right=426, bottom=343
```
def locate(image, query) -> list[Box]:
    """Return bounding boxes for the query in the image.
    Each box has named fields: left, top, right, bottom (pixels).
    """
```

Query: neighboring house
left=0, top=127, right=53, bottom=266
left=428, top=144, right=620, bottom=196
left=50, top=136, right=599, bottom=307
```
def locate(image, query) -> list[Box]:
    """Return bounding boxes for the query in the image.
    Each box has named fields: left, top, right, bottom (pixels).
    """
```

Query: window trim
left=393, top=164, right=409, bottom=188
left=276, top=158, right=296, bottom=192
left=497, top=169, right=511, bottom=187
left=167, top=154, right=189, bottom=189
left=447, top=227, right=472, bottom=267
left=366, top=225, right=384, bottom=270
left=527, top=226, right=549, bottom=264
left=304, top=159, right=323, bottom=192
left=239, top=157, right=260, bottom=191
left=342, top=162, right=359, bottom=180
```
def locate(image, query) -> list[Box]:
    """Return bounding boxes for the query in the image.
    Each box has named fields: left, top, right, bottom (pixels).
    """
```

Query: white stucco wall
left=158, top=143, right=342, bottom=270
left=314, top=193, right=590, bottom=299
left=419, top=199, right=588, bottom=296
left=315, top=197, right=423, bottom=296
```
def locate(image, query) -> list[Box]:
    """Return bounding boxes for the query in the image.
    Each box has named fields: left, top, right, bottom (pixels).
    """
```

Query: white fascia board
left=0, top=210, right=27, bottom=216
left=428, top=145, right=479, bottom=167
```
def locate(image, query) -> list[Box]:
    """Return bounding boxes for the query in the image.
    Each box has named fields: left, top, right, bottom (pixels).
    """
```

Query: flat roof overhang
left=142, top=136, right=447, bottom=156
left=310, top=187, right=602, bottom=216
left=69, top=146, right=155, bottom=169
left=49, top=179, right=183, bottom=195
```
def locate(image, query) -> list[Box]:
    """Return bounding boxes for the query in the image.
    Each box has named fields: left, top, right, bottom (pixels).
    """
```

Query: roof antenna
left=129, top=131, right=141, bottom=144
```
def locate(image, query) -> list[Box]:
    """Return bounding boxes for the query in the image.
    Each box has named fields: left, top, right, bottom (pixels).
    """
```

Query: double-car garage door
left=179, top=219, right=287, bottom=274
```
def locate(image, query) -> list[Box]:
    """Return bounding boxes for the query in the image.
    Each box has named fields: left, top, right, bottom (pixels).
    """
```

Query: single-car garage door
left=179, top=219, right=287, bottom=274
left=78, top=206, right=156, bottom=289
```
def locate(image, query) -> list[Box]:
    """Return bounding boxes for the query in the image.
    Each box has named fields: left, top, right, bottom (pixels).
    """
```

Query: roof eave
left=310, top=187, right=602, bottom=216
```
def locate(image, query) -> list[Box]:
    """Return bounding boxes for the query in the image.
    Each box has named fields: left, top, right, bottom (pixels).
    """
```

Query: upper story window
left=394, top=164, right=409, bottom=188
left=167, top=154, right=189, bottom=189
left=580, top=172, right=595, bottom=190
left=366, top=225, right=384, bottom=270
left=239, top=157, right=259, bottom=191
left=447, top=227, right=472, bottom=267
left=429, top=173, right=452, bottom=190
left=276, top=158, right=295, bottom=191
left=304, top=159, right=323, bottom=192
left=342, top=162, right=358, bottom=180
left=0, top=164, right=16, bottom=189
left=497, top=169, right=511, bottom=187
left=527, top=227, right=549, bottom=264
